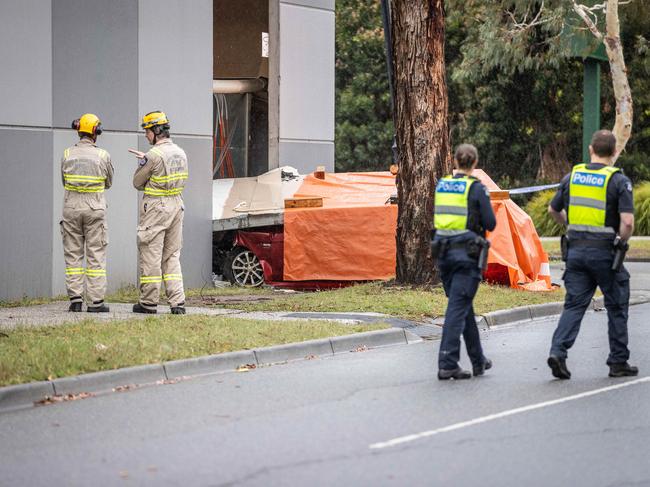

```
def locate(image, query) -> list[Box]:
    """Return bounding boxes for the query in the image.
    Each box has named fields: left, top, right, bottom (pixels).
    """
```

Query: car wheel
left=223, top=247, right=265, bottom=287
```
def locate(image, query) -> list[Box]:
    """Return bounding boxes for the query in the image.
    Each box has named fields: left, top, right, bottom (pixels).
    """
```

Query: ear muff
left=94, top=123, right=103, bottom=136
left=71, top=119, right=81, bottom=131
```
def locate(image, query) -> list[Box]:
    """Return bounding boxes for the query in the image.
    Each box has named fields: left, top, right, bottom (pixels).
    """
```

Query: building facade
left=0, top=0, right=334, bottom=301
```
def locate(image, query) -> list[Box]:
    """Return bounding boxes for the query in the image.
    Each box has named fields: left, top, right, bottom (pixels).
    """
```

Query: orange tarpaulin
left=465, top=170, right=552, bottom=291
left=283, top=173, right=397, bottom=281
left=283, top=170, right=552, bottom=290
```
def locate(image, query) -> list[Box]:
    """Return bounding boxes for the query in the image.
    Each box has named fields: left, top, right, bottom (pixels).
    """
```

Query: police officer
left=61, top=113, right=113, bottom=312
left=547, top=130, right=637, bottom=379
left=129, top=111, right=188, bottom=314
left=434, top=144, right=496, bottom=380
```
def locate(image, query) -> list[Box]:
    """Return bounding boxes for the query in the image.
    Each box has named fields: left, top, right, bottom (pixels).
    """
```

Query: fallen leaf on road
left=236, top=363, right=257, bottom=372
left=113, top=384, right=138, bottom=392
left=305, top=354, right=317, bottom=360
left=35, top=392, right=94, bottom=406
left=119, top=470, right=129, bottom=479
left=352, top=346, right=368, bottom=352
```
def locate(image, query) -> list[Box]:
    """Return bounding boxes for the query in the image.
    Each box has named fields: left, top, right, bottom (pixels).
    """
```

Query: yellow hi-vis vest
left=434, top=176, right=476, bottom=236
left=568, top=163, right=619, bottom=235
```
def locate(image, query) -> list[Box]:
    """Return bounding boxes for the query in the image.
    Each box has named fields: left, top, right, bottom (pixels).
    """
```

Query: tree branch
left=572, top=1, right=604, bottom=40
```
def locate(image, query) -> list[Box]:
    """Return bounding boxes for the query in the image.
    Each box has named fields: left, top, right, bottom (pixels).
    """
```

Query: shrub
left=523, top=182, right=650, bottom=237
left=524, top=190, right=564, bottom=237
left=634, top=181, right=650, bottom=236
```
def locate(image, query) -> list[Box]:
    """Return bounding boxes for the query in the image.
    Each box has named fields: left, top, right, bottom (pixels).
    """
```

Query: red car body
left=231, top=227, right=353, bottom=290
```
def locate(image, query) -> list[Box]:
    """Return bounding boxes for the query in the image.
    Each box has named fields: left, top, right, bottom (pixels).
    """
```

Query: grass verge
left=541, top=238, right=650, bottom=261
left=213, top=282, right=566, bottom=321
left=0, top=316, right=386, bottom=387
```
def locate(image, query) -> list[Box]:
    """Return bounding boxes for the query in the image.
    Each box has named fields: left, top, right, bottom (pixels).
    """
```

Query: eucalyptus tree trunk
left=603, top=0, right=632, bottom=161
left=390, top=0, right=452, bottom=284
left=574, top=0, right=633, bottom=160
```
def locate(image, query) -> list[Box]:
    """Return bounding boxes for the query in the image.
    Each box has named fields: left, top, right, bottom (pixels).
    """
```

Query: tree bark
left=391, top=0, right=452, bottom=285
left=603, top=0, right=633, bottom=161
left=537, top=137, right=572, bottom=182
left=574, top=0, right=633, bottom=161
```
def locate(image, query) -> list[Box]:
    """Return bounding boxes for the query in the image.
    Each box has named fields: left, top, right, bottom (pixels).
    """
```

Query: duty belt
left=569, top=239, right=614, bottom=250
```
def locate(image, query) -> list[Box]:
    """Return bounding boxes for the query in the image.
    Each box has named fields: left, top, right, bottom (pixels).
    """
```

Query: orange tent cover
left=283, top=171, right=553, bottom=291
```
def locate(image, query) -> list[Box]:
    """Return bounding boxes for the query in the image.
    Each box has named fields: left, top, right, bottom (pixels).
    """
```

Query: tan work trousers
left=61, top=206, right=108, bottom=304
left=137, top=197, right=185, bottom=310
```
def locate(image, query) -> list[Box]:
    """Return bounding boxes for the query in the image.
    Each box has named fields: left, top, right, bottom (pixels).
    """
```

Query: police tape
left=507, top=183, right=560, bottom=195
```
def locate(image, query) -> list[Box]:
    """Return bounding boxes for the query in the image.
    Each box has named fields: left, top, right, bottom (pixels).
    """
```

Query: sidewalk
left=0, top=302, right=412, bottom=331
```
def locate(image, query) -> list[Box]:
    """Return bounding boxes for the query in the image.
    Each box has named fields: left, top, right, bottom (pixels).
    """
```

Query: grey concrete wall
left=52, top=0, right=139, bottom=131
left=279, top=140, right=334, bottom=174
left=138, top=0, right=213, bottom=136
left=279, top=1, right=335, bottom=172
left=0, top=0, right=52, bottom=127
left=0, top=129, right=53, bottom=301
left=51, top=132, right=140, bottom=296
left=281, top=0, right=335, bottom=11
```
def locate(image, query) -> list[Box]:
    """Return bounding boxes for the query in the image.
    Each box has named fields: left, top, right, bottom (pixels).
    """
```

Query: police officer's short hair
left=591, top=130, right=617, bottom=158
left=454, top=144, right=479, bottom=170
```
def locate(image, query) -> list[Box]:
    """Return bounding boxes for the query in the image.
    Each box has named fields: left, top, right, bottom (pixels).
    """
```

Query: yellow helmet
left=141, top=111, right=170, bottom=130
left=72, top=113, right=102, bottom=135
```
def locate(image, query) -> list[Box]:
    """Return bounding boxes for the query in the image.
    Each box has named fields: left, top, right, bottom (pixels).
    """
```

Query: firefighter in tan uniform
left=61, top=113, right=113, bottom=312
left=129, top=111, right=187, bottom=314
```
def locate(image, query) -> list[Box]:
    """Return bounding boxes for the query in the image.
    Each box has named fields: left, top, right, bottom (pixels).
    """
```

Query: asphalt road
left=2, top=303, right=650, bottom=487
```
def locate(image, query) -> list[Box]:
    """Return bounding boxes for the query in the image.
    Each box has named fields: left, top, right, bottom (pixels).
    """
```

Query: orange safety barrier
left=283, top=170, right=554, bottom=291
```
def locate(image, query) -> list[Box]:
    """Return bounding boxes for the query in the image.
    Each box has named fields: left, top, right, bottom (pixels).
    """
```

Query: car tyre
left=223, top=246, right=265, bottom=287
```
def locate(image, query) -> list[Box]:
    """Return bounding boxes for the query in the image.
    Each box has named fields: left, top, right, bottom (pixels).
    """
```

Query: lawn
left=0, top=281, right=566, bottom=386
left=0, top=315, right=386, bottom=387
left=203, top=281, right=565, bottom=321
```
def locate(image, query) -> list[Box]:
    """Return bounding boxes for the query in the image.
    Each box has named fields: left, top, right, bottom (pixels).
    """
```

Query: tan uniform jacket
left=133, top=138, right=188, bottom=199
left=61, top=138, right=113, bottom=207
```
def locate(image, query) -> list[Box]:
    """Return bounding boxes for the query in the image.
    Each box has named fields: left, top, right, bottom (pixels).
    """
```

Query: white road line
left=369, top=376, right=650, bottom=450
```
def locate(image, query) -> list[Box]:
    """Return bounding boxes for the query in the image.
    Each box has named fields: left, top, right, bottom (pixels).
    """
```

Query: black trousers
left=550, top=247, right=630, bottom=364
left=437, top=251, right=486, bottom=370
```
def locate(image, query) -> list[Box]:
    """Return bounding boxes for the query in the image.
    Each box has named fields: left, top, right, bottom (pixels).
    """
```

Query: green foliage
left=335, top=0, right=393, bottom=172
left=634, top=182, right=650, bottom=236
left=334, top=0, right=650, bottom=186
left=524, top=190, right=564, bottom=237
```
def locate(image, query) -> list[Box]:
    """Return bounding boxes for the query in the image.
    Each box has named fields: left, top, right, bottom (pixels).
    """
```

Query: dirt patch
left=186, top=295, right=276, bottom=307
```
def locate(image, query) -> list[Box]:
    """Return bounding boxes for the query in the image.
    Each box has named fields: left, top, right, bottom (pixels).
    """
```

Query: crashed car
left=212, top=167, right=552, bottom=291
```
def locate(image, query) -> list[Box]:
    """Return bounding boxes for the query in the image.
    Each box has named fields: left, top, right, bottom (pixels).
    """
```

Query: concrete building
left=0, top=0, right=334, bottom=301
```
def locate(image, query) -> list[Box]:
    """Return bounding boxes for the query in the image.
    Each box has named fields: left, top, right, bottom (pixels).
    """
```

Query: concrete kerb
left=0, top=328, right=414, bottom=413
left=480, top=295, right=647, bottom=330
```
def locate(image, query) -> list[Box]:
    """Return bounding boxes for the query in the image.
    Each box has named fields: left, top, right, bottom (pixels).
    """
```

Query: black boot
left=609, top=362, right=639, bottom=378
left=133, top=303, right=157, bottom=314
left=473, top=358, right=493, bottom=377
left=68, top=302, right=82, bottom=312
left=87, top=303, right=110, bottom=313
left=170, top=306, right=186, bottom=315
left=547, top=355, right=571, bottom=379
left=438, top=367, right=472, bottom=380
